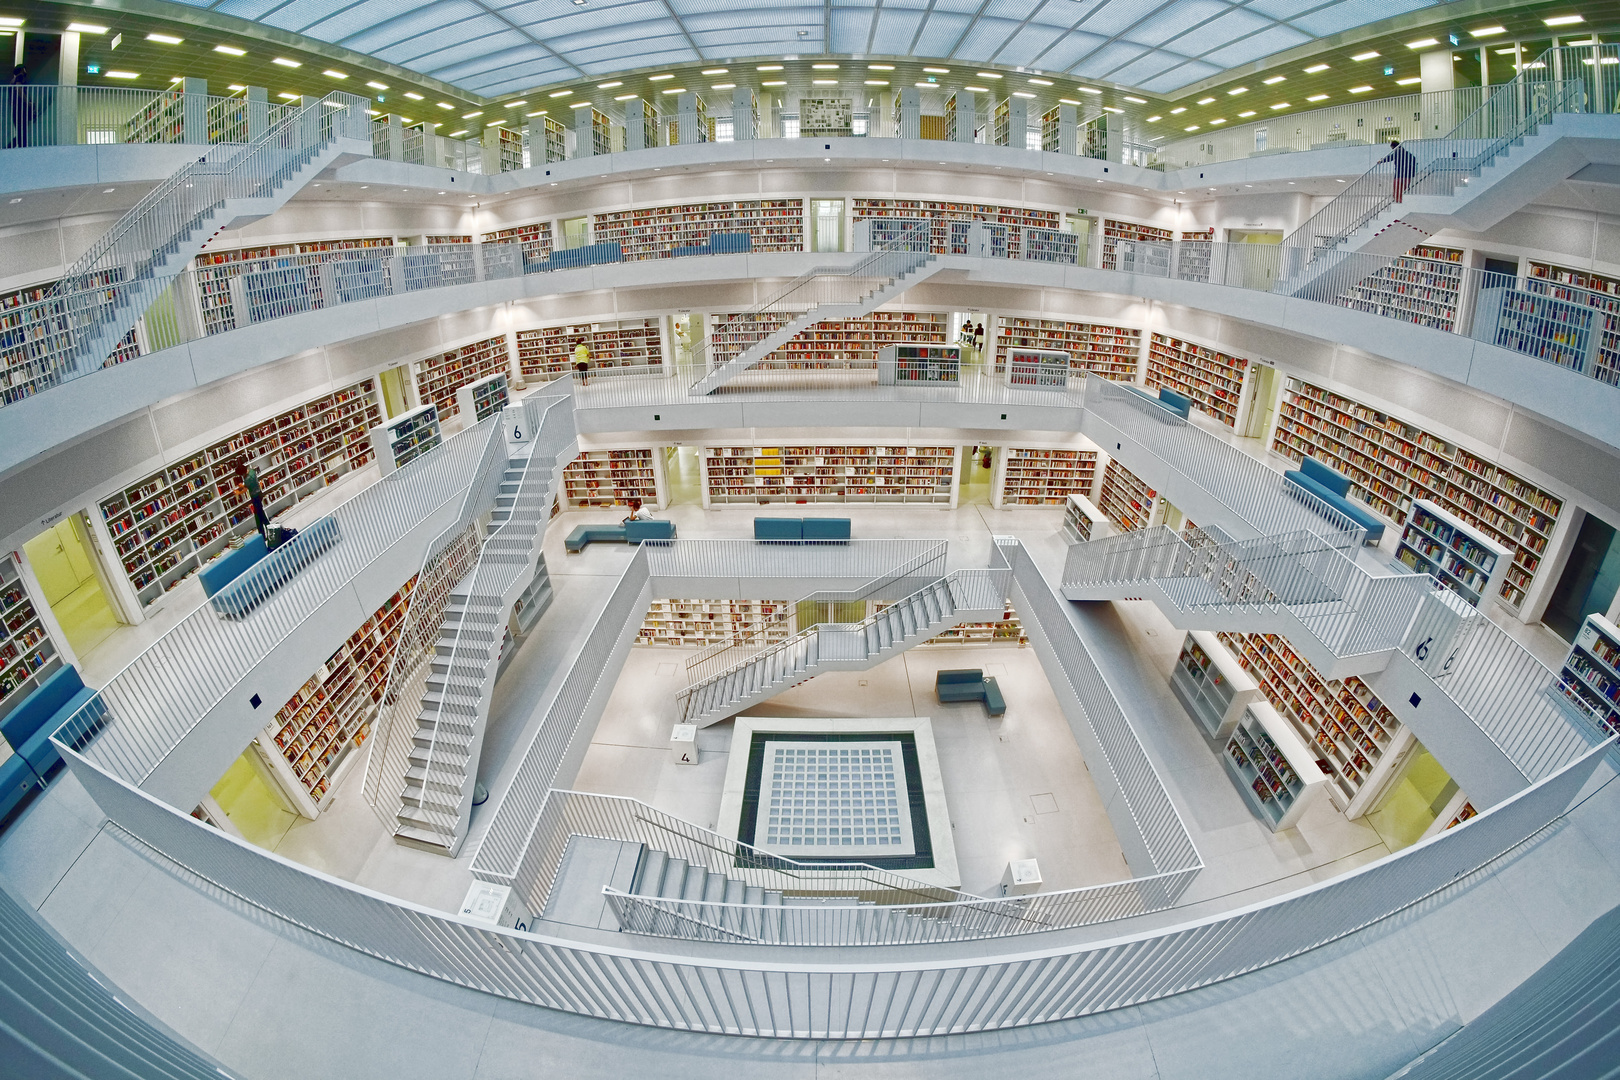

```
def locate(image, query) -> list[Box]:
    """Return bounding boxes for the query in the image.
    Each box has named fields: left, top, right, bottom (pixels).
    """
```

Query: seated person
left=623, top=498, right=653, bottom=523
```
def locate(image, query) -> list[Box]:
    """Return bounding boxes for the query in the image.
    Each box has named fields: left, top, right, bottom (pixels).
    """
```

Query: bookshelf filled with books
left=1062, top=493, right=1110, bottom=544
left=515, top=319, right=663, bottom=378
left=193, top=237, right=394, bottom=336
left=1395, top=499, right=1510, bottom=607
left=638, top=599, right=793, bottom=647
left=1222, top=701, right=1329, bottom=831
left=702, top=444, right=959, bottom=506
left=1336, top=245, right=1464, bottom=331
left=1218, top=630, right=1407, bottom=812
left=371, top=404, right=441, bottom=476
left=1100, top=218, right=1172, bottom=272
left=994, top=446, right=1098, bottom=507
left=481, top=222, right=552, bottom=265
left=259, top=577, right=416, bottom=814
left=993, top=318, right=1140, bottom=380
left=0, top=553, right=62, bottom=722
left=1146, top=333, right=1250, bottom=428
left=712, top=311, right=948, bottom=370
left=99, top=379, right=381, bottom=607
left=1096, top=458, right=1156, bottom=531
left=414, top=336, right=510, bottom=419
left=1558, top=613, right=1620, bottom=736
left=592, top=200, right=804, bottom=261
left=455, top=372, right=509, bottom=424
left=562, top=448, right=663, bottom=508
left=1271, top=376, right=1563, bottom=609
left=1515, top=263, right=1620, bottom=387
left=1, top=275, right=141, bottom=404
left=851, top=199, right=1060, bottom=259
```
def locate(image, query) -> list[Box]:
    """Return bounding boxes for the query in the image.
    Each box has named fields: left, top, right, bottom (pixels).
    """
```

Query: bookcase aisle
left=1271, top=376, right=1563, bottom=609
left=702, top=445, right=959, bottom=505
left=516, top=319, right=663, bottom=378
left=993, top=318, right=1140, bottom=380
left=98, top=379, right=381, bottom=608
left=258, top=577, right=417, bottom=814
left=414, top=336, right=511, bottom=419
left=1146, top=333, right=1250, bottom=428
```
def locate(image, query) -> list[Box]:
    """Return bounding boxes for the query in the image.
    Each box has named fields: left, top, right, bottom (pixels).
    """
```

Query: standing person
left=973, top=321, right=986, bottom=353
left=573, top=338, right=591, bottom=384
left=240, top=463, right=269, bottom=541
left=6, top=66, right=27, bottom=149
left=1380, top=140, right=1417, bottom=204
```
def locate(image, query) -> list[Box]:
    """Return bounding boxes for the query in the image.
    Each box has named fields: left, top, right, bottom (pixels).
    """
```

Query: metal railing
left=51, top=415, right=502, bottom=786
left=57, top=733, right=1610, bottom=1037
left=0, top=85, right=297, bottom=149
left=679, top=540, right=949, bottom=689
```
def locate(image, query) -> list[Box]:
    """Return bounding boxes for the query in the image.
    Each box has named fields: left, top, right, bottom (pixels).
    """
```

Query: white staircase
left=394, top=421, right=576, bottom=854
left=41, top=93, right=371, bottom=386
left=676, top=570, right=1007, bottom=727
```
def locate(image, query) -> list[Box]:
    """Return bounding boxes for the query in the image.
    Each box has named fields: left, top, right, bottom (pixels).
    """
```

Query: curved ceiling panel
left=172, top=0, right=1446, bottom=97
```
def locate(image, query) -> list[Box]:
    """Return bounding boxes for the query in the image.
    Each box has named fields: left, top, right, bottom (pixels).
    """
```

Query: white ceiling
left=163, top=0, right=1445, bottom=98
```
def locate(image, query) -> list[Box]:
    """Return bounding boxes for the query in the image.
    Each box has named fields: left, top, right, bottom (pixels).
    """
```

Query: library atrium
left=2, top=0, right=1620, bottom=1076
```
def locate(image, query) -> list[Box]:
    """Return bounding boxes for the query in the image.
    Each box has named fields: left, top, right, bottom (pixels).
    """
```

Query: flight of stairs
left=395, top=439, right=571, bottom=854
left=688, top=258, right=943, bottom=396
left=677, top=572, right=1005, bottom=727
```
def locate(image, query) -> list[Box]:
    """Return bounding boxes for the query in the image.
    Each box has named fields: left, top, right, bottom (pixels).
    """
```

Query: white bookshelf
left=0, top=553, right=63, bottom=722
left=1100, top=218, right=1172, bottom=272
left=1558, top=613, right=1620, bottom=737
left=851, top=198, right=1060, bottom=258
left=1146, top=333, right=1250, bottom=429
left=1061, top=493, right=1110, bottom=544
left=1396, top=499, right=1511, bottom=608
left=415, top=336, right=510, bottom=420
left=370, top=404, right=442, bottom=476
left=562, top=448, right=665, bottom=509
left=993, top=446, right=1098, bottom=507
left=1170, top=631, right=1260, bottom=740
left=1222, top=701, right=1328, bottom=831
left=1096, top=458, right=1157, bottom=532
left=638, top=599, right=793, bottom=647
left=702, top=444, right=959, bottom=506
left=1337, top=245, right=1464, bottom=332
left=516, top=319, right=663, bottom=379
left=994, top=317, right=1140, bottom=380
left=592, top=200, right=804, bottom=261
left=455, top=372, right=510, bottom=424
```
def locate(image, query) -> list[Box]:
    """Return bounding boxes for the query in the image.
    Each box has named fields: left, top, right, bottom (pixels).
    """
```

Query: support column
left=183, top=77, right=209, bottom=144
left=895, top=88, right=920, bottom=140
left=245, top=86, right=269, bottom=141
left=55, top=31, right=79, bottom=146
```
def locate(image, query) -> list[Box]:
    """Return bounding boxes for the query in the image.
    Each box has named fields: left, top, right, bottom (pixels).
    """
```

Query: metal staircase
left=687, top=221, right=941, bottom=396
left=34, top=92, right=370, bottom=388
left=376, top=397, right=578, bottom=855
left=1275, top=56, right=1592, bottom=300
left=676, top=568, right=1009, bottom=727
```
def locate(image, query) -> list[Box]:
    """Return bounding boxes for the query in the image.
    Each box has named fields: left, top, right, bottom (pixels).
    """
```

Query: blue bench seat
left=753, top=517, right=851, bottom=542
left=0, top=664, right=99, bottom=821
left=935, top=669, right=1006, bottom=716
left=1282, top=456, right=1385, bottom=545
left=209, top=516, right=342, bottom=620
left=565, top=519, right=676, bottom=553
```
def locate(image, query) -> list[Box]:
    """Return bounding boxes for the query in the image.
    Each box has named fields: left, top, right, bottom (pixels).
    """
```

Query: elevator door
left=1544, top=511, right=1620, bottom=642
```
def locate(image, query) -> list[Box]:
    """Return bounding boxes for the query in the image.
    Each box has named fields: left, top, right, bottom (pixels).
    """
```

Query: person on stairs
left=1380, top=140, right=1418, bottom=204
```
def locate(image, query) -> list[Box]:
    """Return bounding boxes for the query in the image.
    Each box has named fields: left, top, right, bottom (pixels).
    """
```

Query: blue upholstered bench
left=671, top=233, right=753, bottom=258
left=935, top=669, right=1006, bottom=716
left=753, top=517, right=851, bottom=542
left=565, top=519, right=676, bottom=553
left=209, top=516, right=342, bottom=620
left=0, top=664, right=98, bottom=820
left=199, top=533, right=268, bottom=597
left=1155, top=387, right=1193, bottom=419
left=1283, top=456, right=1385, bottom=545
left=541, top=241, right=624, bottom=272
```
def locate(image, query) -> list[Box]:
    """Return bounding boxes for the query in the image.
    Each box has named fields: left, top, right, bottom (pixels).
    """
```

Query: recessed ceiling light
left=702, top=68, right=728, bottom=75
left=649, top=73, right=674, bottom=81
left=964, top=85, right=989, bottom=92
left=461, top=110, right=483, bottom=118
left=367, top=81, right=389, bottom=90
left=273, top=58, right=301, bottom=68
left=597, top=81, right=621, bottom=89
left=276, top=91, right=298, bottom=99
left=228, top=84, right=245, bottom=91
left=1348, top=85, right=1372, bottom=93
left=504, top=100, right=526, bottom=108
left=404, top=92, right=423, bottom=100
left=1209, top=118, right=1226, bottom=125
left=1170, top=106, right=1186, bottom=114
left=1262, top=75, right=1285, bottom=85
left=924, top=67, right=950, bottom=74
left=1103, top=106, right=1122, bottom=113
left=712, top=83, right=735, bottom=89
left=1029, top=78, right=1053, bottom=86
left=1061, top=98, right=1082, bottom=106
left=548, top=89, right=572, bottom=97
left=67, top=22, right=106, bottom=33
left=1407, top=38, right=1439, bottom=49
left=485, top=118, right=505, bottom=126
left=1396, top=77, right=1421, bottom=85
left=763, top=81, right=786, bottom=86
left=1352, top=51, right=1380, bottom=61
left=1237, top=110, right=1256, bottom=117
left=865, top=80, right=888, bottom=86
left=614, top=93, right=637, bottom=100
left=758, top=64, right=783, bottom=71
left=1270, top=102, right=1289, bottom=109
left=1307, top=93, right=1328, bottom=101
left=1545, top=14, right=1584, bottom=26
left=438, top=102, right=453, bottom=109
left=213, top=44, right=245, bottom=56
left=1304, top=63, right=1329, bottom=73
left=1185, top=124, right=1199, bottom=131
left=1124, top=95, right=1147, bottom=104
left=1225, top=88, right=1247, bottom=96
left=568, top=101, right=589, bottom=108
left=1012, top=91, right=1035, bottom=98
left=976, top=72, right=1002, bottom=79
left=661, top=87, right=685, bottom=94
left=869, top=64, right=895, bottom=70
left=105, top=70, right=139, bottom=79
left=1471, top=26, right=1506, bottom=37
left=813, top=79, right=838, bottom=85
left=1145, top=114, right=1161, bottom=121
left=526, top=110, right=547, bottom=116
left=146, top=33, right=182, bottom=44
left=1197, top=96, right=1215, bottom=104
left=813, top=63, right=838, bottom=69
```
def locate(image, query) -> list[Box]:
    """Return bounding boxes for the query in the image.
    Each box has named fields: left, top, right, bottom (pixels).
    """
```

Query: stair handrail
left=406, top=394, right=577, bottom=846
left=36, top=90, right=370, bottom=385
left=676, top=566, right=1005, bottom=724
left=539, top=788, right=985, bottom=908
left=680, top=539, right=949, bottom=688
left=1279, top=45, right=1598, bottom=268
left=684, top=219, right=935, bottom=388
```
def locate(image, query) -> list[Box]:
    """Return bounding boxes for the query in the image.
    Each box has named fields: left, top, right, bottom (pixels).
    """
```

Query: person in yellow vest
left=573, top=339, right=591, bottom=384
